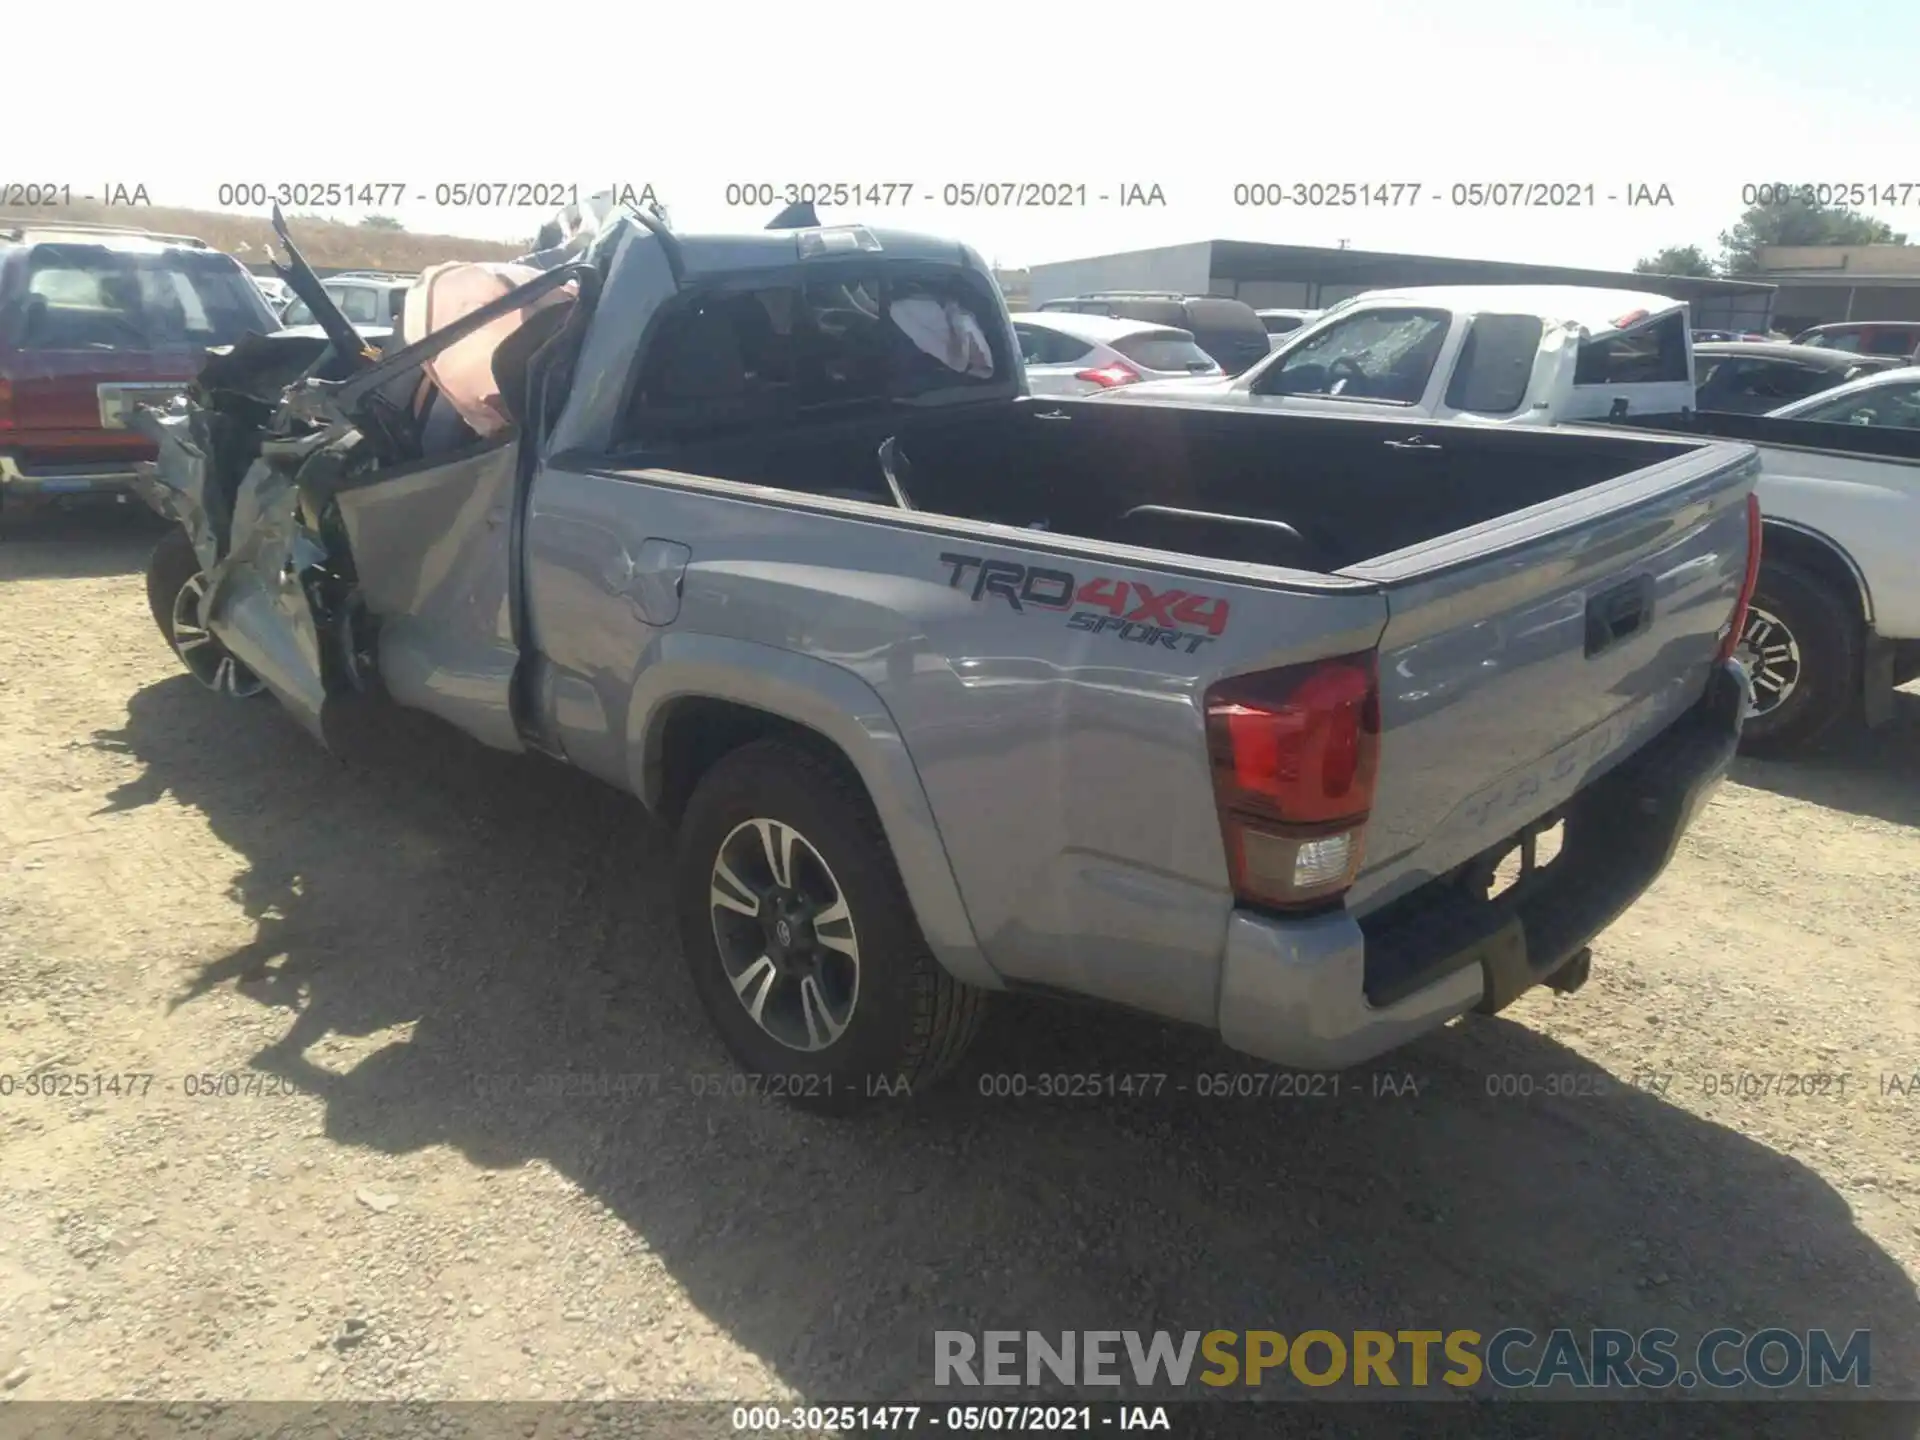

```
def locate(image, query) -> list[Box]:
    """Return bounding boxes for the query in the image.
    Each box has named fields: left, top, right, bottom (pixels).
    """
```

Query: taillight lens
left=0, top=378, right=13, bottom=432
left=1076, top=359, right=1142, bottom=389
left=1717, top=492, right=1763, bottom=664
left=1204, top=653, right=1381, bottom=911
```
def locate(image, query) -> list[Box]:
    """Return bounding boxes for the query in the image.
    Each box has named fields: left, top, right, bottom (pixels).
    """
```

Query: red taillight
left=0, top=378, right=13, bottom=432
left=1204, top=653, right=1381, bottom=911
left=1717, top=492, right=1763, bottom=664
left=1076, top=359, right=1142, bottom=389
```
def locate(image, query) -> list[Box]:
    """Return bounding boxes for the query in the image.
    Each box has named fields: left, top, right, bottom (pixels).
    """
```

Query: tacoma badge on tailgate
left=1458, top=690, right=1673, bottom=834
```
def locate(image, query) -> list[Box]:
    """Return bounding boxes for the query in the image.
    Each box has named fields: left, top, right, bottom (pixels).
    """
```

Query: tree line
left=1634, top=194, right=1908, bottom=278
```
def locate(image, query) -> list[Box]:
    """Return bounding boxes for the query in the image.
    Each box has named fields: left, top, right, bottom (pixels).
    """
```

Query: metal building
left=1753, top=245, right=1920, bottom=335
left=1026, top=241, right=1777, bottom=332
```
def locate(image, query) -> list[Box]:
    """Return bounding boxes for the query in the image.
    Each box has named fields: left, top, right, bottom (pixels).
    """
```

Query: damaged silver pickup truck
left=135, top=200, right=1760, bottom=1110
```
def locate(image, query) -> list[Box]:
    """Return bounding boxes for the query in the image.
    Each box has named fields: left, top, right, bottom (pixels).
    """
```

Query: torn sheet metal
left=201, top=449, right=336, bottom=743
left=131, top=330, right=335, bottom=569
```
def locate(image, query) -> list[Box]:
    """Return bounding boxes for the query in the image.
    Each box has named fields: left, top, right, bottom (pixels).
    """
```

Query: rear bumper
left=0, top=453, right=145, bottom=499
left=1217, top=658, right=1749, bottom=1071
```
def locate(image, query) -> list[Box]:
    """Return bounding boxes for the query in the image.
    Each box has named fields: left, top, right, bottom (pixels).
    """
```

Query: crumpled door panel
left=201, top=454, right=336, bottom=742
left=331, top=441, right=525, bottom=753
left=130, top=210, right=609, bottom=758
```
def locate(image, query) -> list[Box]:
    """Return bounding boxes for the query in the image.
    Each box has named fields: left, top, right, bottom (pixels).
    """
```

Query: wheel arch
left=1760, top=518, right=1873, bottom=630
left=625, top=634, right=1001, bottom=991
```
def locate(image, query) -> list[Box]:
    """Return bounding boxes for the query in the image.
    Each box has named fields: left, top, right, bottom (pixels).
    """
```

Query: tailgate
left=1339, top=436, right=1757, bottom=916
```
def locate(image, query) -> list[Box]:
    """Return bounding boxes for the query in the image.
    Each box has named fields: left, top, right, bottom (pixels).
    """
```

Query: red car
left=0, top=220, right=279, bottom=516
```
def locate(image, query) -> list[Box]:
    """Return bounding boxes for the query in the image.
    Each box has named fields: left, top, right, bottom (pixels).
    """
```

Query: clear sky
left=12, top=0, right=1919, bottom=272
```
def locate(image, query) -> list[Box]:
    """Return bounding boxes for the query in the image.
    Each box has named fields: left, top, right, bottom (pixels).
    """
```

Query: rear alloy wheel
left=674, top=740, right=986, bottom=1111
left=1735, top=560, right=1859, bottom=758
left=708, top=817, right=861, bottom=1054
left=145, top=529, right=266, bottom=700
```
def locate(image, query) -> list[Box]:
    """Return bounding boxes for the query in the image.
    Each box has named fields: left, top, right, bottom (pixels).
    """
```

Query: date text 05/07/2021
left=720, top=182, right=1167, bottom=209
left=1227, top=180, right=1675, bottom=208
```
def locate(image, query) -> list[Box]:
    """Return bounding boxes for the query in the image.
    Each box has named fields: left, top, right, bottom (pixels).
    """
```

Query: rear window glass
left=1183, top=299, right=1265, bottom=337
left=1800, top=330, right=1859, bottom=352
left=284, top=285, right=407, bottom=329
left=624, top=266, right=1004, bottom=441
left=1112, top=330, right=1217, bottom=373
left=1014, top=324, right=1095, bottom=366
left=1574, top=311, right=1690, bottom=385
left=1864, top=328, right=1920, bottom=356
left=1443, top=313, right=1543, bottom=413
left=334, top=286, right=388, bottom=326
left=15, top=246, right=272, bottom=351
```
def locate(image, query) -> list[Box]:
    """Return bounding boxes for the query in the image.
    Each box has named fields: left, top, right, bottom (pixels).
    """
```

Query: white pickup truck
left=1126, top=285, right=1697, bottom=425
left=1618, top=366, right=1920, bottom=754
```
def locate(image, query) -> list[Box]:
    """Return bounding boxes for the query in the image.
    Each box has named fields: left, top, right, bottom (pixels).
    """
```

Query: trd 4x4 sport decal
left=939, top=552, right=1230, bottom=654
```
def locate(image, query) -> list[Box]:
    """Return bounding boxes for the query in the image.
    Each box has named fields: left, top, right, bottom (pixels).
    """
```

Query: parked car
left=1257, top=308, right=1322, bottom=346
left=1036, top=292, right=1271, bottom=375
left=133, top=202, right=1756, bottom=1108
left=251, top=273, right=295, bottom=314
left=1771, top=364, right=1920, bottom=429
left=1010, top=311, right=1222, bottom=395
left=1691, top=328, right=1768, bottom=344
left=1792, top=321, right=1920, bottom=361
left=1693, top=342, right=1902, bottom=415
left=1125, top=286, right=1698, bottom=424
left=0, top=220, right=281, bottom=517
left=280, top=271, right=414, bottom=345
left=1615, top=365, right=1920, bottom=753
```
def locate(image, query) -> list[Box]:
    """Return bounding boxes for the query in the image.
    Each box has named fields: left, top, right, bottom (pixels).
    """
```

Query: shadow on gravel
left=91, top=676, right=1920, bottom=1435
left=0, top=503, right=163, bottom=580
left=1732, top=688, right=1920, bottom=830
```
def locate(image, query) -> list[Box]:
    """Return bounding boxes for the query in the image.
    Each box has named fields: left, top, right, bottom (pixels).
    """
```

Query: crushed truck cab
left=132, top=199, right=1758, bottom=1107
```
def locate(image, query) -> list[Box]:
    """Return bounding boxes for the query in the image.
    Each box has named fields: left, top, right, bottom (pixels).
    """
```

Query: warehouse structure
left=1027, top=241, right=1777, bottom=333
left=1752, top=245, right=1920, bottom=335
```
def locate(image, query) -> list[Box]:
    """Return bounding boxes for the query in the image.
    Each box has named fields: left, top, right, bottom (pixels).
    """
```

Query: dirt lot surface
left=2, top=511, right=1917, bottom=1434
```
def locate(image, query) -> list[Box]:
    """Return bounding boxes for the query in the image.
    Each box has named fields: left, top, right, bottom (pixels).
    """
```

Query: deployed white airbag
left=889, top=295, right=995, bottom=379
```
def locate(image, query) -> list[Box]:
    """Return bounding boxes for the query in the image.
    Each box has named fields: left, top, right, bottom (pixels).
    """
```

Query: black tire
left=1738, top=560, right=1860, bottom=758
left=674, top=739, right=986, bottom=1112
left=145, top=527, right=200, bottom=643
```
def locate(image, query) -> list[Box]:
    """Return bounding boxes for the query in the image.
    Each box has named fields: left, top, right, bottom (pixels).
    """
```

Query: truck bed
left=656, top=395, right=1711, bottom=573
left=589, top=398, right=1756, bottom=938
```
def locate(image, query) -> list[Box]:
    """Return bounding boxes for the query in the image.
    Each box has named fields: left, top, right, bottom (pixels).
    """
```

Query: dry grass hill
left=0, top=198, right=523, bottom=272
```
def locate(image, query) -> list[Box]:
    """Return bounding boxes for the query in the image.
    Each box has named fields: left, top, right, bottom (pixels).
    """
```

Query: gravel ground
left=1, top=511, right=1917, bottom=1436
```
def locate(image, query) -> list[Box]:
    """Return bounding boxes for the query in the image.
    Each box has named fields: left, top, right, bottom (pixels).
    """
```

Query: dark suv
left=1037, top=292, right=1271, bottom=375
left=0, top=221, right=280, bottom=514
